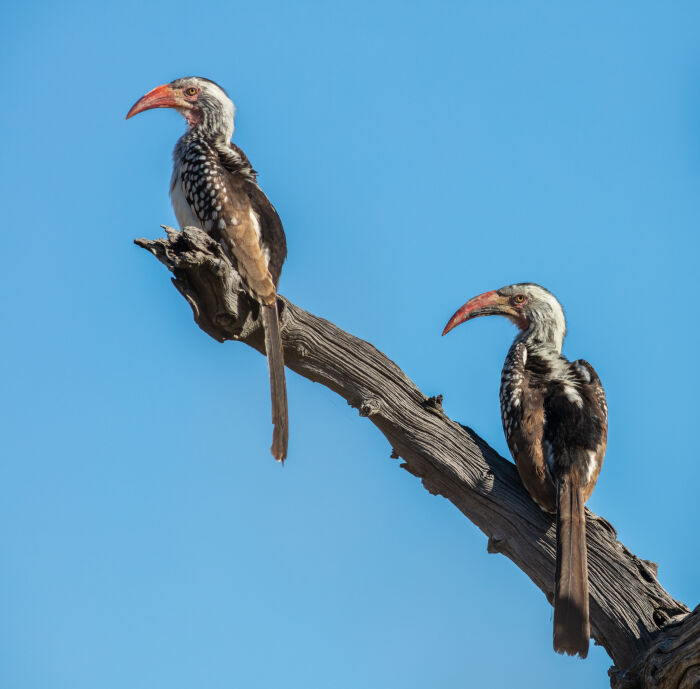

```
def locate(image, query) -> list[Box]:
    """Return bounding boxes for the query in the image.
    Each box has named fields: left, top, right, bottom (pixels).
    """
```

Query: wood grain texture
left=135, top=226, right=696, bottom=687
left=610, top=606, right=700, bottom=689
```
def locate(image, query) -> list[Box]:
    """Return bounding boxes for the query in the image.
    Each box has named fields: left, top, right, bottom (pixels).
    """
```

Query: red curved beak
left=442, top=290, right=505, bottom=336
left=126, top=83, right=188, bottom=119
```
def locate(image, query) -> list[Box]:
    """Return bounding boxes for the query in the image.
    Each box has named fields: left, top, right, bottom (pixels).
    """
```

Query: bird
left=127, top=77, right=289, bottom=462
left=442, top=283, right=607, bottom=658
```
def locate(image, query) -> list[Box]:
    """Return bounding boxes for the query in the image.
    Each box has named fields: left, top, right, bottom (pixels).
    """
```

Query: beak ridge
left=126, top=84, right=182, bottom=120
left=442, top=290, right=503, bottom=336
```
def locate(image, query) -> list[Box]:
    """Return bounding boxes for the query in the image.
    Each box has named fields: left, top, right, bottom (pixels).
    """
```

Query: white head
left=126, top=76, right=236, bottom=142
left=442, top=282, right=567, bottom=352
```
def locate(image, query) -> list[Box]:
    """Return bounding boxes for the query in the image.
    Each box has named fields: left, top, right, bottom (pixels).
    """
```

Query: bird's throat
left=184, top=107, right=203, bottom=129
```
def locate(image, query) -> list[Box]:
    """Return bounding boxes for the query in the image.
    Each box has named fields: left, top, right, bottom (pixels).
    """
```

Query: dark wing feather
left=502, top=342, right=557, bottom=512
left=216, top=172, right=278, bottom=305
left=246, top=184, right=287, bottom=287
left=573, top=359, right=608, bottom=422
left=221, top=142, right=287, bottom=288
left=229, top=142, right=257, bottom=177
left=542, top=363, right=605, bottom=488
left=572, top=359, right=607, bottom=500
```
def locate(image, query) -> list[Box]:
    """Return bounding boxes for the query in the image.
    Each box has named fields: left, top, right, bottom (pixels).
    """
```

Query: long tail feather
left=261, top=302, right=288, bottom=462
left=554, top=477, right=589, bottom=658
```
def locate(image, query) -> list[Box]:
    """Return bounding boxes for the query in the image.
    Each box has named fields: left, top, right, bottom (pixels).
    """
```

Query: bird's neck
left=516, top=320, right=565, bottom=355
left=514, top=299, right=567, bottom=354
left=511, top=328, right=571, bottom=385
left=181, top=112, right=234, bottom=148
left=178, top=128, right=230, bottom=157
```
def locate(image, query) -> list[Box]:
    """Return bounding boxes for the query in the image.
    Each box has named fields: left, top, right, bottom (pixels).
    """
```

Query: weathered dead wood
left=610, top=606, right=700, bottom=689
left=136, top=226, right=696, bottom=687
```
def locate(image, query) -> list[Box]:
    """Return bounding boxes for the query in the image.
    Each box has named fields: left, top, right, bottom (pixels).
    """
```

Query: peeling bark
left=136, top=226, right=696, bottom=687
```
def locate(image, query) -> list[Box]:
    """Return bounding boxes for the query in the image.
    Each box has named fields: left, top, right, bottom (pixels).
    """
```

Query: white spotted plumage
left=170, top=135, right=266, bottom=268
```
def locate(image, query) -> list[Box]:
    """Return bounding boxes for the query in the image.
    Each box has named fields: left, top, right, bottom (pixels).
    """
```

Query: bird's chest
left=170, top=141, right=226, bottom=234
left=500, top=347, right=531, bottom=438
left=170, top=165, right=203, bottom=230
left=500, top=369, right=523, bottom=438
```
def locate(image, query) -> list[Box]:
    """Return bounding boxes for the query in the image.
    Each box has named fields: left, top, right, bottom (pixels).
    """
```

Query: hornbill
left=442, top=284, right=607, bottom=658
left=127, top=77, right=289, bottom=461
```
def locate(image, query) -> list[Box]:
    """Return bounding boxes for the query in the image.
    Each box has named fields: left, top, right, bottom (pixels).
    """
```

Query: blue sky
left=2, top=1, right=698, bottom=687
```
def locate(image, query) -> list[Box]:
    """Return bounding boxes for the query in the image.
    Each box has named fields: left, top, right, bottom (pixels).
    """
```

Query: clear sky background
left=2, top=2, right=698, bottom=687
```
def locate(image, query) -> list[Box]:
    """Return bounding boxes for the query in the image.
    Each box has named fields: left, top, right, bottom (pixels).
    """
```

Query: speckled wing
left=501, top=342, right=557, bottom=512
left=178, top=142, right=278, bottom=305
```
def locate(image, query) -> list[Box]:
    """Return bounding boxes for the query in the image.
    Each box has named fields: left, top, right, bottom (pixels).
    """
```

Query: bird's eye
left=513, top=294, right=526, bottom=304
left=185, top=87, right=198, bottom=97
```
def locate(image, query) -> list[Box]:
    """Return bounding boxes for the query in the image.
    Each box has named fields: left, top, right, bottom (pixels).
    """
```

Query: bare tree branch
left=136, top=226, right=696, bottom=687
left=610, top=607, right=700, bottom=689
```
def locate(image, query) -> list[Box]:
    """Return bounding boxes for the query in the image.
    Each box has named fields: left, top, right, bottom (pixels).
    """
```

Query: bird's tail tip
left=271, top=449, right=287, bottom=465
left=553, top=637, right=589, bottom=659
left=271, top=427, right=288, bottom=464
